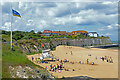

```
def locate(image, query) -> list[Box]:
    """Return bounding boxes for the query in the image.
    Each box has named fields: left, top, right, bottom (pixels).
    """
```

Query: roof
left=52, top=31, right=59, bottom=33
left=72, top=30, right=88, bottom=33
left=89, top=32, right=97, bottom=34
left=67, top=32, right=72, bottom=35
left=43, top=30, right=52, bottom=33
left=58, top=31, right=67, bottom=34
left=52, top=31, right=67, bottom=34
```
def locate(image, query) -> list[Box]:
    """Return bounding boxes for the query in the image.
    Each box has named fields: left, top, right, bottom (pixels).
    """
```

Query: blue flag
left=12, top=9, right=21, bottom=17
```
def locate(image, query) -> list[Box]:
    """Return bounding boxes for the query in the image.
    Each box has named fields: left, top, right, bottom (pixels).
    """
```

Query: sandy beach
left=26, top=45, right=118, bottom=78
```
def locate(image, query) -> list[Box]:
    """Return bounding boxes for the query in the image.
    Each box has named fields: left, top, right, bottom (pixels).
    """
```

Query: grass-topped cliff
left=2, top=30, right=110, bottom=42
left=2, top=43, right=49, bottom=78
left=2, top=30, right=112, bottom=54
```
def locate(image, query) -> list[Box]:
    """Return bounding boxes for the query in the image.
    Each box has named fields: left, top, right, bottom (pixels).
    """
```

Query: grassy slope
left=2, top=34, right=10, bottom=42
left=2, top=43, right=48, bottom=78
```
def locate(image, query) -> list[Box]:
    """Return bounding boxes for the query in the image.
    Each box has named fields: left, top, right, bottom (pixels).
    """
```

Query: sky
left=1, top=1, right=119, bottom=41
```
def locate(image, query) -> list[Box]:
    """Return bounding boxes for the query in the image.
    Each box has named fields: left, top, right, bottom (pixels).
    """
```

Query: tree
left=2, top=30, right=10, bottom=35
left=37, top=31, right=42, bottom=34
left=30, top=30, right=35, bottom=34
left=2, top=30, right=6, bottom=34
left=13, top=33, right=24, bottom=40
left=101, top=35, right=104, bottom=37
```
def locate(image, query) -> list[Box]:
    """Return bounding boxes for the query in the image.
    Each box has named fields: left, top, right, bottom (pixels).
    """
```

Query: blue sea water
left=112, top=41, right=118, bottom=44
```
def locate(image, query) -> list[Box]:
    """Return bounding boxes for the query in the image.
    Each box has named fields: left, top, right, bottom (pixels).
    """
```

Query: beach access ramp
left=41, top=49, right=59, bottom=61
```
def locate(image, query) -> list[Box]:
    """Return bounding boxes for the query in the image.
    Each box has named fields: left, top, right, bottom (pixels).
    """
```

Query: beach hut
left=42, top=49, right=51, bottom=59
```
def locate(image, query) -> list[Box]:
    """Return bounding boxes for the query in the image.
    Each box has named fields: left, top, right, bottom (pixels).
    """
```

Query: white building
left=88, top=32, right=99, bottom=37
left=42, top=49, right=51, bottom=59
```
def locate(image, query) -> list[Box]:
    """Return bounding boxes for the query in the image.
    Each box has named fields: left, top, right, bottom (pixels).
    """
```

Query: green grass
left=2, top=43, right=48, bottom=78
left=26, top=52, right=41, bottom=55
left=2, top=34, right=10, bottom=42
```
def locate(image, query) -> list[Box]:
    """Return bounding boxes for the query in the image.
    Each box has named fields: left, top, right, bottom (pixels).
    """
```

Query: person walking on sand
left=32, top=56, right=34, bottom=61
left=71, top=51, right=72, bottom=55
left=87, top=59, right=89, bottom=64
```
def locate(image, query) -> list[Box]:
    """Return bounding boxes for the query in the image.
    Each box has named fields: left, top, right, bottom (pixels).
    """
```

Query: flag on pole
left=12, top=9, right=21, bottom=17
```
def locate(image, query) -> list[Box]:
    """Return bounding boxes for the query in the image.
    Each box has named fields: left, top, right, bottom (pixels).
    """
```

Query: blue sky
left=1, top=1, right=119, bottom=41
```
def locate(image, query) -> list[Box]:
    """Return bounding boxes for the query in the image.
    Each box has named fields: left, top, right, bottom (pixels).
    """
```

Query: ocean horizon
left=112, top=41, right=118, bottom=44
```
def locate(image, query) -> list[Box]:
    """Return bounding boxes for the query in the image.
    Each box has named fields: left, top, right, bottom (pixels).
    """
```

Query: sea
left=106, top=41, right=119, bottom=49
left=112, top=41, right=118, bottom=44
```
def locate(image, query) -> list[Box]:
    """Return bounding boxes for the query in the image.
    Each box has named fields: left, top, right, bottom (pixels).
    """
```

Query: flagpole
left=10, top=3, right=13, bottom=50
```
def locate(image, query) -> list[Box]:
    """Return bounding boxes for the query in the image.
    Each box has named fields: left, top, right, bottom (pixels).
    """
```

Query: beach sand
left=26, top=45, right=118, bottom=78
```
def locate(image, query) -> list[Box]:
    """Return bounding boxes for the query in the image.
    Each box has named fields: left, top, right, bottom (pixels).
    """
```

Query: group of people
left=49, top=63, right=63, bottom=72
left=59, top=59, right=69, bottom=64
left=65, top=46, right=72, bottom=49
left=49, top=63, right=76, bottom=72
left=32, top=56, right=45, bottom=64
left=100, top=56, right=113, bottom=63
left=66, top=51, right=73, bottom=55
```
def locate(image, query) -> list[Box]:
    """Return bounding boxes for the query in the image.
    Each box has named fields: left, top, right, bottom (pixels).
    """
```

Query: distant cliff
left=51, top=38, right=112, bottom=47
left=15, top=37, right=113, bottom=53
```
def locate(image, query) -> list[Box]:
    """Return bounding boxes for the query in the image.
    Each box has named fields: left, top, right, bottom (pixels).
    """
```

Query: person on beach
left=37, top=58, right=38, bottom=63
left=82, top=62, right=84, bottom=64
left=32, top=56, right=34, bottom=61
left=57, top=64, right=59, bottom=69
left=107, top=59, right=108, bottom=62
left=95, top=56, right=97, bottom=60
left=58, top=70, right=61, bottom=73
left=60, top=64, right=62, bottom=69
left=53, top=65, right=56, bottom=71
left=88, top=54, right=91, bottom=56
left=87, top=59, right=89, bottom=64
left=79, top=61, right=81, bottom=64
left=73, top=62, right=74, bottom=64
left=60, top=60, right=62, bottom=63
left=111, top=59, right=113, bottom=63
left=64, top=59, right=67, bottom=62
left=45, top=66, right=47, bottom=70
left=101, top=57, right=104, bottom=61
left=52, top=67, right=54, bottom=71
left=35, top=58, right=37, bottom=62
left=105, top=56, right=107, bottom=60
left=71, top=51, right=72, bottom=55
left=91, top=62, right=94, bottom=65
left=50, top=64, right=52, bottom=69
